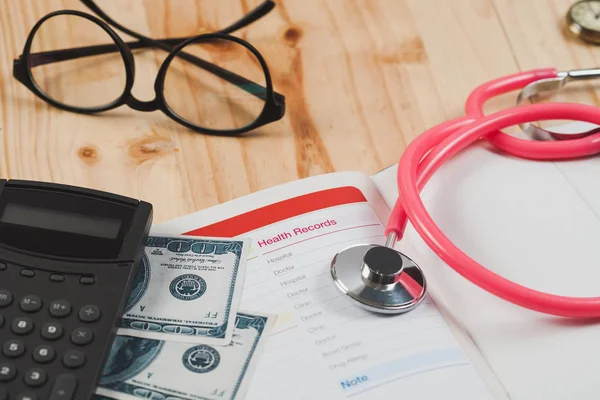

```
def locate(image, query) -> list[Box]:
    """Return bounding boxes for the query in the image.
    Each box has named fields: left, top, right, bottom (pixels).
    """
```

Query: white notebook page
left=372, top=122, right=600, bottom=399
left=157, top=172, right=495, bottom=399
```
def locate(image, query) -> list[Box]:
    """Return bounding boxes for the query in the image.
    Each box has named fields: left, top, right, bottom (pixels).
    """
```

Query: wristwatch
left=567, top=0, right=600, bottom=44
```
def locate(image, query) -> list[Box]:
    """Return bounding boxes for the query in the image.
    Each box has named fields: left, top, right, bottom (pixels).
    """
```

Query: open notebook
left=156, top=122, right=600, bottom=399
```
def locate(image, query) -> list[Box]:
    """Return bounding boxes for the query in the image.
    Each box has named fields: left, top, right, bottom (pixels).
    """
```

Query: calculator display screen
left=1, top=204, right=122, bottom=239
left=0, top=187, right=136, bottom=259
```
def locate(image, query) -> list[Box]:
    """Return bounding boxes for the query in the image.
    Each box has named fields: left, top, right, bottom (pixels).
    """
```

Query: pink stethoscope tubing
left=386, top=68, right=600, bottom=318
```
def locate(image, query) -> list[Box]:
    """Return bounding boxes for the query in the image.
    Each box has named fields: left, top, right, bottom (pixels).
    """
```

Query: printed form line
left=242, top=279, right=332, bottom=304
left=270, top=325, right=298, bottom=337
left=243, top=257, right=331, bottom=289
left=263, top=315, right=446, bottom=366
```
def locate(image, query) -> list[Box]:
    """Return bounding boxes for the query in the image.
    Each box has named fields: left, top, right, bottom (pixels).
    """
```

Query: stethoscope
left=331, top=67, right=600, bottom=318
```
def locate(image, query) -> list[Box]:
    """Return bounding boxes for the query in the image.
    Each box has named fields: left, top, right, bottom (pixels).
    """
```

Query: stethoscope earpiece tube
left=335, top=68, right=600, bottom=317
left=397, top=102, right=600, bottom=318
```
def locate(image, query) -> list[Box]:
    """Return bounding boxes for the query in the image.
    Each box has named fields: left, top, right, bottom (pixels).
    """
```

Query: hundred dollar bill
left=117, top=234, right=249, bottom=345
left=96, top=312, right=275, bottom=400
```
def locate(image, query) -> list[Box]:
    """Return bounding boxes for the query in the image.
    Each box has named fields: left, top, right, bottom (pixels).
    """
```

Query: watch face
left=570, top=0, right=600, bottom=32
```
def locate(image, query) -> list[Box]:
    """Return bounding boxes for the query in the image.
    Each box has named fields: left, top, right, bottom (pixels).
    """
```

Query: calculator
left=0, top=180, right=152, bottom=400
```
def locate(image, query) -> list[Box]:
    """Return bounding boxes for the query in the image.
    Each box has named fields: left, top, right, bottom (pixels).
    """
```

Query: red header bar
left=184, top=186, right=367, bottom=237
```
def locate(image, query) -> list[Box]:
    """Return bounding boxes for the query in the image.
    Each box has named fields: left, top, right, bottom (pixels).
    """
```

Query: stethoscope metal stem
left=557, top=68, right=600, bottom=81
left=384, top=231, right=397, bottom=248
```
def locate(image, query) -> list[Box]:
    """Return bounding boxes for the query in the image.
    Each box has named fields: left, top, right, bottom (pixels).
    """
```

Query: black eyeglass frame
left=13, top=2, right=286, bottom=136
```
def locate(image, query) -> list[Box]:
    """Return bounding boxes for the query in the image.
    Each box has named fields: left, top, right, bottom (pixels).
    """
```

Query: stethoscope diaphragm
left=330, top=243, right=427, bottom=314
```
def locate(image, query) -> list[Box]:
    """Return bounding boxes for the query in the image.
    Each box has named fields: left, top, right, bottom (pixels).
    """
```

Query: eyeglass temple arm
left=80, top=0, right=275, bottom=36
left=30, top=0, right=275, bottom=63
left=218, top=0, right=275, bottom=34
left=82, top=0, right=283, bottom=105
left=26, top=0, right=283, bottom=105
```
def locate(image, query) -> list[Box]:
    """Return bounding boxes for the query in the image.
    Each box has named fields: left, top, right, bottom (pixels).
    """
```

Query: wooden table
left=1, top=0, right=598, bottom=224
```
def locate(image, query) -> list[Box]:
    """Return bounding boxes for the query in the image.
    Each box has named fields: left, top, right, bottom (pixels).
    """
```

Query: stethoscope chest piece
left=330, top=243, right=427, bottom=314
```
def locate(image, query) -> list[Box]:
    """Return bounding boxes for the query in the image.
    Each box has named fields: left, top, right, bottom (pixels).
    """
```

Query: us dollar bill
left=117, top=234, right=249, bottom=345
left=96, top=312, right=275, bottom=400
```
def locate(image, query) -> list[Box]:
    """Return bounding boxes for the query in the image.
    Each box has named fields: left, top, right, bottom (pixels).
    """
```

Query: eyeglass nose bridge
left=126, top=96, right=162, bottom=112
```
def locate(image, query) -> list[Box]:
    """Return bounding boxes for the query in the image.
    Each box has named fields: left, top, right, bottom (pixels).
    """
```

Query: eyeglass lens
left=29, top=14, right=127, bottom=110
left=163, top=38, right=268, bottom=131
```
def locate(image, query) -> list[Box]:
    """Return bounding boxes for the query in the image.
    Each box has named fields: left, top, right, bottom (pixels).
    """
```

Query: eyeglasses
left=13, top=0, right=286, bottom=136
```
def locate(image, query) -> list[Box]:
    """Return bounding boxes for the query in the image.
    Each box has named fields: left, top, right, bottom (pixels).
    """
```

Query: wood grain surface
left=1, top=0, right=599, bottom=224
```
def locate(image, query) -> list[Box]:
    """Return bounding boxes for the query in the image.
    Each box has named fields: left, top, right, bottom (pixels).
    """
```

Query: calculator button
left=79, top=276, right=95, bottom=285
left=0, top=290, right=12, bottom=307
left=20, top=269, right=35, bottom=278
left=0, top=262, right=6, bottom=271
left=70, top=327, right=93, bottom=346
left=0, top=314, right=4, bottom=328
left=79, top=305, right=101, bottom=323
left=16, top=393, right=38, bottom=400
left=12, top=317, right=34, bottom=335
left=49, top=274, right=65, bottom=282
left=33, top=345, right=55, bottom=364
left=3, top=339, right=26, bottom=358
left=20, top=295, right=43, bottom=313
left=24, top=367, right=47, bottom=387
left=62, top=350, right=86, bottom=369
left=49, top=300, right=71, bottom=318
left=49, top=373, right=77, bottom=400
left=41, top=322, right=63, bottom=340
left=0, top=362, right=17, bottom=382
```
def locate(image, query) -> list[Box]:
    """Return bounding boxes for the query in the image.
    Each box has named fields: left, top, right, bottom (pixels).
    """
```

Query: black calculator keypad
left=79, top=277, right=95, bottom=285
left=1, top=266, right=107, bottom=400
left=20, top=270, right=35, bottom=278
left=0, top=290, right=13, bottom=307
left=0, top=362, right=17, bottom=381
left=49, top=374, right=78, bottom=400
left=3, top=339, right=26, bottom=358
left=48, top=300, right=71, bottom=318
left=32, top=345, right=55, bottom=364
left=20, top=296, right=42, bottom=313
left=78, top=305, right=101, bottom=323
left=17, top=393, right=37, bottom=400
left=41, top=322, right=64, bottom=341
left=12, top=317, right=34, bottom=335
left=49, top=274, right=65, bottom=283
left=0, top=249, right=139, bottom=400
left=70, top=328, right=93, bottom=346
left=62, top=350, right=85, bottom=369
left=24, top=367, right=47, bottom=387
